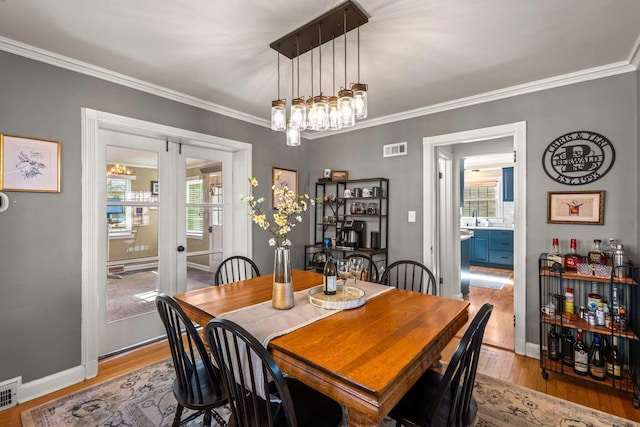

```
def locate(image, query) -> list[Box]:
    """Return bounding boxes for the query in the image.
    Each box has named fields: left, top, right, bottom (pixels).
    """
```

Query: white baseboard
left=525, top=342, right=540, bottom=359
left=17, top=365, right=85, bottom=403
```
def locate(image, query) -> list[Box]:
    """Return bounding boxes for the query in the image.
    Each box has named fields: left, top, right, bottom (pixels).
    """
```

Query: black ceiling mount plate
left=269, top=1, right=369, bottom=59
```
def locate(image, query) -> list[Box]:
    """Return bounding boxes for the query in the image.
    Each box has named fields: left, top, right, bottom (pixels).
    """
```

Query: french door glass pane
left=185, top=159, right=223, bottom=291
left=106, top=146, right=159, bottom=322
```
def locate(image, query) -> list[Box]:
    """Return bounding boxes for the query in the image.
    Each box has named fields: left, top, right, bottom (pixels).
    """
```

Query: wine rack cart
left=538, top=254, right=640, bottom=407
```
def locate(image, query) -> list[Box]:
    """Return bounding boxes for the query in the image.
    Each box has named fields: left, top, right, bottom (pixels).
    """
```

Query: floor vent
left=0, top=377, right=20, bottom=411
left=383, top=141, right=407, bottom=157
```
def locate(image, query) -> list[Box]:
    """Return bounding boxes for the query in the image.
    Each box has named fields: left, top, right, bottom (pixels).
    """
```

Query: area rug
left=466, top=269, right=512, bottom=290
left=22, top=359, right=635, bottom=427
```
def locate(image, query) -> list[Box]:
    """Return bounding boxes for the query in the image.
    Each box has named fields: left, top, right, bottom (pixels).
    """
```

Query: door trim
left=423, top=121, right=527, bottom=356
left=81, top=108, right=252, bottom=378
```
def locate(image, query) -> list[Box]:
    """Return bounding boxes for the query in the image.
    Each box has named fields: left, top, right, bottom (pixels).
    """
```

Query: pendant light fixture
left=270, top=49, right=286, bottom=131
left=269, top=1, right=369, bottom=144
left=351, top=24, right=368, bottom=119
left=338, top=9, right=355, bottom=128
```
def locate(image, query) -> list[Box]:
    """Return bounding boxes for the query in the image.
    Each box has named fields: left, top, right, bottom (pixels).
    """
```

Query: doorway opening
left=423, top=121, right=527, bottom=356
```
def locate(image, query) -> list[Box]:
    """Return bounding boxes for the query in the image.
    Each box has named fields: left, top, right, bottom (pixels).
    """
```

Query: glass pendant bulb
left=306, top=97, right=317, bottom=131
left=290, top=98, right=307, bottom=131
left=286, top=119, right=301, bottom=146
left=314, top=95, right=329, bottom=131
left=271, top=99, right=287, bottom=131
left=352, top=83, right=368, bottom=119
left=338, top=88, right=355, bottom=128
left=328, top=95, right=342, bottom=130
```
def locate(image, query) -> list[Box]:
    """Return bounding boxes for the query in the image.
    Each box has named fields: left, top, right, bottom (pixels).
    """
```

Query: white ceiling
left=1, top=0, right=639, bottom=134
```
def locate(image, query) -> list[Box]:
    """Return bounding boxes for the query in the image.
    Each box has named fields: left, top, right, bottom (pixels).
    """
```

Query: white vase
left=272, top=247, right=294, bottom=309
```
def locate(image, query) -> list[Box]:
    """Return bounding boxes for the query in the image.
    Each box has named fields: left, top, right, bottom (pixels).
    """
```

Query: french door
left=97, top=131, right=232, bottom=355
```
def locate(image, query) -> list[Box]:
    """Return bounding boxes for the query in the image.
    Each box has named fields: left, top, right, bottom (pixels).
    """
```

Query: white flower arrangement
left=242, top=173, right=315, bottom=248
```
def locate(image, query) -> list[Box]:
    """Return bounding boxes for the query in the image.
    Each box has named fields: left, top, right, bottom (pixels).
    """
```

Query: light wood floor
left=461, top=266, right=515, bottom=351
left=2, top=336, right=639, bottom=425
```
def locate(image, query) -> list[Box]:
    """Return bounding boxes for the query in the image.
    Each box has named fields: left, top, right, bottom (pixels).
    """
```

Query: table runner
left=218, top=279, right=393, bottom=346
left=211, top=279, right=393, bottom=399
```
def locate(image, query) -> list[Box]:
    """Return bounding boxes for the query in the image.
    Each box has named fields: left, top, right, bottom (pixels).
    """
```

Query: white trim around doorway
left=81, top=109, right=252, bottom=379
left=423, top=121, right=528, bottom=356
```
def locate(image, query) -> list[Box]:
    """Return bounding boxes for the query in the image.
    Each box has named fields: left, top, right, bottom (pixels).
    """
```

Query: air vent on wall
left=0, top=377, right=20, bottom=411
left=383, top=142, right=407, bottom=158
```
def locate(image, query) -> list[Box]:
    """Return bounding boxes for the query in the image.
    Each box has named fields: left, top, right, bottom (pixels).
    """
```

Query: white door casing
left=82, top=109, right=252, bottom=378
left=423, top=121, right=527, bottom=356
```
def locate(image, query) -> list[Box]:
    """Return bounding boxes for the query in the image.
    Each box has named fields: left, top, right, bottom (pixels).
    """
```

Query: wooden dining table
left=175, top=269, right=469, bottom=427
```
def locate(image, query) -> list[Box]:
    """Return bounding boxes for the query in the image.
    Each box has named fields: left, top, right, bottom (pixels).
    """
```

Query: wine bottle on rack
left=562, top=328, right=575, bottom=366
left=573, top=329, right=588, bottom=375
left=547, top=238, right=564, bottom=270
left=548, top=325, right=560, bottom=361
left=588, top=239, right=608, bottom=265
left=564, top=238, right=582, bottom=271
left=606, top=336, right=622, bottom=379
left=588, top=334, right=606, bottom=380
left=323, top=250, right=337, bottom=295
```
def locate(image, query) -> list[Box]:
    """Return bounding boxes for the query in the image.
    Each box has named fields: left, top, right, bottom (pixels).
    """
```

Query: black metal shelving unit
left=305, top=178, right=389, bottom=274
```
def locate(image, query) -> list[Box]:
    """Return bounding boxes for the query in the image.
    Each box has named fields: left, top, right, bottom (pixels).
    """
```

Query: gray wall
left=0, top=48, right=637, bottom=386
left=0, top=51, right=309, bottom=383
left=310, top=72, right=638, bottom=345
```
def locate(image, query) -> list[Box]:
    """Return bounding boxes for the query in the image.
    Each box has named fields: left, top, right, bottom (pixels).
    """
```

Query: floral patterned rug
left=21, top=358, right=635, bottom=427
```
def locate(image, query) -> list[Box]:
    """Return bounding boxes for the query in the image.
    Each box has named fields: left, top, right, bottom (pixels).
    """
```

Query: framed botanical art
left=0, top=134, right=61, bottom=192
left=272, top=167, right=297, bottom=207
left=547, top=190, right=604, bottom=224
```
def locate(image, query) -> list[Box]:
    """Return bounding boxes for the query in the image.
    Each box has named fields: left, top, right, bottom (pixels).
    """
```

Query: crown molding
left=629, top=33, right=640, bottom=69
left=304, top=60, right=636, bottom=140
left=0, top=36, right=270, bottom=128
left=1, top=36, right=636, bottom=139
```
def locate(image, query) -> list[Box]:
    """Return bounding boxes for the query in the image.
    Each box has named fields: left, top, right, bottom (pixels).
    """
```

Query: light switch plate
left=408, top=211, right=416, bottom=222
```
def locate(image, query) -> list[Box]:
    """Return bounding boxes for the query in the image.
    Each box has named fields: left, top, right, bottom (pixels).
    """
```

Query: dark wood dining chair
left=388, top=303, right=493, bottom=427
left=205, top=318, right=343, bottom=427
left=155, top=294, right=228, bottom=427
left=345, top=253, right=380, bottom=282
left=214, top=255, right=261, bottom=286
left=379, top=260, right=437, bottom=294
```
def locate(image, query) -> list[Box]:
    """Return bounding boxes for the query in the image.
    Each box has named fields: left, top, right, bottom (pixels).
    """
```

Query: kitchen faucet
left=472, top=210, right=478, bottom=226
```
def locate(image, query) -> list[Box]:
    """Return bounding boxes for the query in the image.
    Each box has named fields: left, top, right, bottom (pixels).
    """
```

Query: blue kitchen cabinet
left=470, top=229, right=513, bottom=268
left=470, top=229, right=489, bottom=263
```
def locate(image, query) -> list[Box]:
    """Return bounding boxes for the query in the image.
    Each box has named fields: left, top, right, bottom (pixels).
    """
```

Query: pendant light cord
left=344, top=10, right=347, bottom=89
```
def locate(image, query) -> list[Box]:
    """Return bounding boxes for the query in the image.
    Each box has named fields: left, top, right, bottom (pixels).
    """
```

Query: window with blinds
left=107, top=178, right=132, bottom=235
left=186, top=177, right=204, bottom=236
left=462, top=181, right=497, bottom=217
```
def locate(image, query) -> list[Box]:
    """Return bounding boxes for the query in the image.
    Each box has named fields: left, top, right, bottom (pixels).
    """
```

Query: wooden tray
left=308, top=285, right=366, bottom=310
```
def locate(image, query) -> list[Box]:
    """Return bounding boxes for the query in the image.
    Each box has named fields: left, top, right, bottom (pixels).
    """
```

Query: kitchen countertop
left=463, top=225, right=514, bottom=231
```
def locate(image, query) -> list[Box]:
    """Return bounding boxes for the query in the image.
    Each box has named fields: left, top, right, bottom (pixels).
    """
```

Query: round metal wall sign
left=542, top=131, right=615, bottom=185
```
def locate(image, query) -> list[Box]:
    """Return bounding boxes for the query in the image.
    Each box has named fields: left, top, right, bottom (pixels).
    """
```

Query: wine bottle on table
left=323, top=250, right=337, bottom=295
